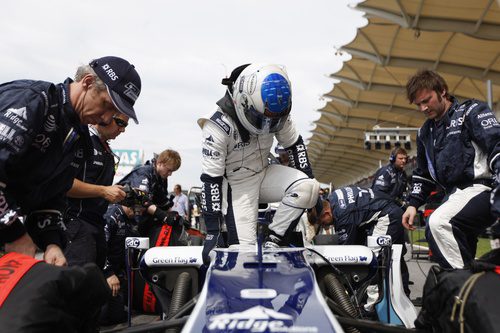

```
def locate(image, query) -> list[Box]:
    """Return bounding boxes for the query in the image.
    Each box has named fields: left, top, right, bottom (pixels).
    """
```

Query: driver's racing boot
left=264, top=231, right=282, bottom=248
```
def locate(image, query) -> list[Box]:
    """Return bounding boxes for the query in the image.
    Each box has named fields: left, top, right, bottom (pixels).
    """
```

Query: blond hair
left=157, top=149, right=181, bottom=171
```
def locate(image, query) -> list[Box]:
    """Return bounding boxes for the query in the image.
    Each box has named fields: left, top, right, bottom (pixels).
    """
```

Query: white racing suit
left=198, top=108, right=319, bottom=263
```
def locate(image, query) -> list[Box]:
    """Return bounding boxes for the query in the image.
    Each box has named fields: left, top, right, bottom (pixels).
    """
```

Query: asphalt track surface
left=406, top=244, right=435, bottom=302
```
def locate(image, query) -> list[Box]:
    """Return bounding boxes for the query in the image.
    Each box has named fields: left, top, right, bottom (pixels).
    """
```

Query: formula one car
left=123, top=233, right=418, bottom=333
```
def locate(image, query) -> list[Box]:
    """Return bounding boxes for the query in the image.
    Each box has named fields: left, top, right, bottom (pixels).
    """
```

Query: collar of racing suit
left=60, top=78, right=93, bottom=160
left=431, top=96, right=460, bottom=145
left=436, top=95, right=459, bottom=126
left=61, top=78, right=82, bottom=127
left=216, top=91, right=250, bottom=143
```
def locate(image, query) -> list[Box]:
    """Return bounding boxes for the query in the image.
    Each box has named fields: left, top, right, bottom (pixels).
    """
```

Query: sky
left=1, top=0, right=366, bottom=190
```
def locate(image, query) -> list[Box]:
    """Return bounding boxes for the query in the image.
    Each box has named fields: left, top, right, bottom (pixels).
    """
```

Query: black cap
left=90, top=56, right=141, bottom=124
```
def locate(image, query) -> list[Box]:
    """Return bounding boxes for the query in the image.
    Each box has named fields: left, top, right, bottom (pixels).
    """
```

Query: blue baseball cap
left=90, top=56, right=141, bottom=124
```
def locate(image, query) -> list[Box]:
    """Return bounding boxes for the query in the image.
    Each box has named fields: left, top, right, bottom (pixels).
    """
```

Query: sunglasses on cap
left=112, top=114, right=128, bottom=128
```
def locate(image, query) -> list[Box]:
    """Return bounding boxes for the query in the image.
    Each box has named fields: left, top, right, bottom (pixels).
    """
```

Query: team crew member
left=172, top=184, right=190, bottom=220
left=0, top=56, right=141, bottom=265
left=64, top=112, right=130, bottom=268
left=492, top=185, right=500, bottom=220
left=371, top=147, right=408, bottom=204
left=99, top=204, right=139, bottom=325
left=117, top=149, right=184, bottom=233
left=309, top=186, right=410, bottom=297
left=402, top=69, right=500, bottom=269
left=198, top=63, right=319, bottom=264
left=317, top=187, right=406, bottom=249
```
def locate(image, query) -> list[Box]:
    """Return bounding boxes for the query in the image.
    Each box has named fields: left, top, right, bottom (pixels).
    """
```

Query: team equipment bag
left=0, top=252, right=110, bottom=333
left=415, top=252, right=500, bottom=333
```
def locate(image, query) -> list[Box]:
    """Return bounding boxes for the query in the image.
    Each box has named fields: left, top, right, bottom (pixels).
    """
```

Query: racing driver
left=198, top=63, right=319, bottom=264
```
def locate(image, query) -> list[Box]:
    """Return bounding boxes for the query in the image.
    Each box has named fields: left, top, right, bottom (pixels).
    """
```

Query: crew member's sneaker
left=411, top=297, right=423, bottom=307
left=360, top=306, right=378, bottom=320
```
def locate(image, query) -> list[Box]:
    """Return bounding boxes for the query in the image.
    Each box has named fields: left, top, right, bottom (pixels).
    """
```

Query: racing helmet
left=231, top=64, right=292, bottom=135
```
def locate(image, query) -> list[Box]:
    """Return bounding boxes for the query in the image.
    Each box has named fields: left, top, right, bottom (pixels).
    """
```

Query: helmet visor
left=244, top=104, right=289, bottom=133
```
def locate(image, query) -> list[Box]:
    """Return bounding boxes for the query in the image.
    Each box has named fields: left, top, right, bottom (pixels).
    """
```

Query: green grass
left=410, top=227, right=492, bottom=258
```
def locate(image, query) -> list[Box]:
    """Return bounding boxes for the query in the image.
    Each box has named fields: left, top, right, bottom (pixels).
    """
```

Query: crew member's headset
left=389, top=148, right=399, bottom=164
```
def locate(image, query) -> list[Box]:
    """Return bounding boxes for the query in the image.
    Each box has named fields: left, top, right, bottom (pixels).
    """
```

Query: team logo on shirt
left=3, top=109, right=27, bottom=131
left=481, top=117, right=499, bottom=129
left=338, top=199, right=346, bottom=209
left=233, top=141, right=249, bottom=150
left=75, top=148, right=84, bottom=158
left=0, top=124, right=15, bottom=142
left=43, top=115, right=57, bottom=132
left=13, top=135, right=24, bottom=148
left=345, top=187, right=355, bottom=204
left=412, top=182, right=422, bottom=194
left=210, top=111, right=230, bottom=136
left=5, top=107, right=28, bottom=120
left=204, top=135, right=215, bottom=147
left=445, top=115, right=464, bottom=130
left=32, top=134, right=51, bottom=153
left=375, top=175, right=385, bottom=186
left=464, top=103, right=478, bottom=116
left=202, top=148, right=221, bottom=160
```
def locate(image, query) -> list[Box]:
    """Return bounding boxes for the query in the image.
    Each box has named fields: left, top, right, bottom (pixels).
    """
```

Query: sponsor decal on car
left=151, top=256, right=198, bottom=264
left=206, top=305, right=318, bottom=332
left=326, top=255, right=363, bottom=263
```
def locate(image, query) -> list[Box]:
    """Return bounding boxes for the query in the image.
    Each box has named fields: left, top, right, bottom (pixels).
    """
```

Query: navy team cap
left=90, top=56, right=141, bottom=124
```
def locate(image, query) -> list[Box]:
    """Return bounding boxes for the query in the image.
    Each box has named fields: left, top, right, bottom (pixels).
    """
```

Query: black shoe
left=264, top=234, right=281, bottom=248
left=411, top=297, right=423, bottom=307
left=264, top=240, right=280, bottom=248
left=360, top=307, right=378, bottom=320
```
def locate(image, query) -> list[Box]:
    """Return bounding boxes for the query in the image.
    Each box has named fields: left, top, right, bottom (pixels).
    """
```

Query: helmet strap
left=221, top=63, right=251, bottom=93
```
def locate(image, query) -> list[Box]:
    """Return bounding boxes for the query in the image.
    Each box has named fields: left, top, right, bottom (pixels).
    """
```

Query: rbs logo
left=101, top=64, right=119, bottom=81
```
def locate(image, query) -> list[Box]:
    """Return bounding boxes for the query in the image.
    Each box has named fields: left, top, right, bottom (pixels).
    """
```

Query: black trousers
left=64, top=218, right=106, bottom=269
